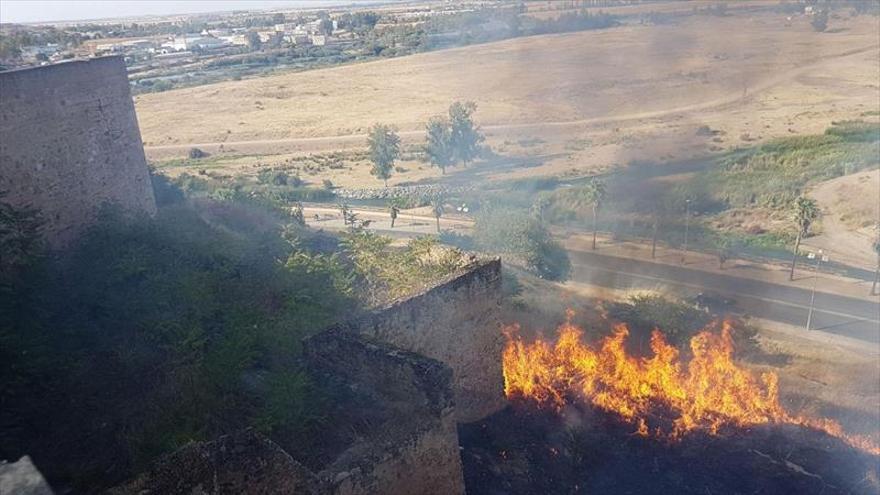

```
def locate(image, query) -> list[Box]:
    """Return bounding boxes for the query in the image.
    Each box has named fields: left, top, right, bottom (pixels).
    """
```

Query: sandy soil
left=138, top=8, right=880, bottom=189
left=807, top=169, right=880, bottom=269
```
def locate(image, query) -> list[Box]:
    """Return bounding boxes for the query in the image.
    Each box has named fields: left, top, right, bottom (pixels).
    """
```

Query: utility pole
left=805, top=250, right=828, bottom=332
left=681, top=199, right=691, bottom=265
left=872, top=223, right=879, bottom=296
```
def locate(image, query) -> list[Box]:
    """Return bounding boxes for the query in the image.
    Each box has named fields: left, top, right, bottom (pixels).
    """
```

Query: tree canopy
left=448, top=101, right=484, bottom=166
left=424, top=101, right=485, bottom=173
left=367, top=123, right=401, bottom=187
left=425, top=116, right=454, bottom=174
left=792, top=196, right=819, bottom=237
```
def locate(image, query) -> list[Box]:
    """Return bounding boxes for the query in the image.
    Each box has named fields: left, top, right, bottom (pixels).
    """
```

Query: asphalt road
left=307, top=212, right=880, bottom=345
left=568, top=250, right=880, bottom=345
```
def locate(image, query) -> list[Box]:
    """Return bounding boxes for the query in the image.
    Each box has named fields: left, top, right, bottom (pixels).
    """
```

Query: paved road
left=305, top=208, right=880, bottom=344
left=568, top=250, right=880, bottom=344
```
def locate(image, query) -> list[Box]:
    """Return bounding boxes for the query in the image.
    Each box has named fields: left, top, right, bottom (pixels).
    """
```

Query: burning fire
left=502, top=311, right=879, bottom=455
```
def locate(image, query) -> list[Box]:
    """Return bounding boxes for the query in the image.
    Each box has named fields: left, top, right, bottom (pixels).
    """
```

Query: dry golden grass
left=137, top=9, right=879, bottom=189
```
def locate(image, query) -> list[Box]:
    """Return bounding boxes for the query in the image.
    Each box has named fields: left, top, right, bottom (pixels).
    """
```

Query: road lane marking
left=570, top=263, right=880, bottom=324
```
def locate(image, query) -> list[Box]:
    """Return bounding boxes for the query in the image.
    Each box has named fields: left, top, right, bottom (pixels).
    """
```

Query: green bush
left=709, top=121, right=880, bottom=208
left=0, top=201, right=356, bottom=490
left=473, top=207, right=570, bottom=281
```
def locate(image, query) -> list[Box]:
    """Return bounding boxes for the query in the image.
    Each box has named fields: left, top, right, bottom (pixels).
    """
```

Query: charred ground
left=460, top=401, right=880, bottom=495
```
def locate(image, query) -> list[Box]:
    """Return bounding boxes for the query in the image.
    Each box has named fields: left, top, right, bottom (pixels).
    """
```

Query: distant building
left=163, top=34, right=200, bottom=51
left=257, top=30, right=276, bottom=43
left=310, top=34, right=327, bottom=46
left=274, top=23, right=300, bottom=33
left=285, top=34, right=311, bottom=46
left=221, top=34, right=249, bottom=46
left=206, top=28, right=231, bottom=38
left=163, top=34, right=227, bottom=52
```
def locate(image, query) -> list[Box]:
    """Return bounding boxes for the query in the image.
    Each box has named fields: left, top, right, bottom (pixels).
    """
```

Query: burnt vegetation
left=460, top=402, right=880, bottom=495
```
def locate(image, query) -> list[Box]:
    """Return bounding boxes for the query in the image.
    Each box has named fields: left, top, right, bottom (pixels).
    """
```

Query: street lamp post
left=681, top=199, right=691, bottom=265
left=805, top=249, right=828, bottom=331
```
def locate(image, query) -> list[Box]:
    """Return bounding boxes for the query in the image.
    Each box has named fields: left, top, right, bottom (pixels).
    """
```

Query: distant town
left=0, top=1, right=514, bottom=92
left=0, top=0, right=634, bottom=93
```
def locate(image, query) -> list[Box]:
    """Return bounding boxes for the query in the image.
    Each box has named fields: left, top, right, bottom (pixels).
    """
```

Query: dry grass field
left=806, top=169, right=880, bottom=267
left=137, top=7, right=879, bottom=190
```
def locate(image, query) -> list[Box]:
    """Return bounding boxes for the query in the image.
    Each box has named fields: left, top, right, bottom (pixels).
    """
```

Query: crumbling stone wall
left=110, top=329, right=464, bottom=495
left=0, top=57, right=156, bottom=246
left=106, top=430, right=324, bottom=495
left=355, top=257, right=505, bottom=422
left=305, top=329, right=465, bottom=495
left=108, top=260, right=504, bottom=494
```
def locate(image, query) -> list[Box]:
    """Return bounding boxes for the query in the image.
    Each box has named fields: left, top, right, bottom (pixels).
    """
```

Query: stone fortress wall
left=355, top=257, right=506, bottom=422
left=0, top=56, right=155, bottom=246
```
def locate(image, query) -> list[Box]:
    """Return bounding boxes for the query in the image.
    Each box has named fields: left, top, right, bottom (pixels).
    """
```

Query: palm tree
left=789, top=196, right=819, bottom=281
left=530, top=195, right=551, bottom=225
left=583, top=179, right=607, bottom=250
left=388, top=199, right=401, bottom=228
left=431, top=196, right=444, bottom=233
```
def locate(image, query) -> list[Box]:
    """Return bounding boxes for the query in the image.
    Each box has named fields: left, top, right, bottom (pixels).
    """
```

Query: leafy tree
left=530, top=194, right=551, bottom=225
left=474, top=206, right=571, bottom=281
left=366, top=123, right=400, bottom=187
left=811, top=9, right=828, bottom=32
left=1, top=204, right=356, bottom=489
left=448, top=101, right=484, bottom=167
left=424, top=116, right=454, bottom=174
left=338, top=202, right=355, bottom=225
left=431, top=196, right=444, bottom=233
left=582, top=179, right=607, bottom=250
left=713, top=234, right=733, bottom=269
left=258, top=169, right=289, bottom=186
left=290, top=202, right=305, bottom=226
left=0, top=37, right=22, bottom=60
left=341, top=230, right=467, bottom=303
left=788, top=196, right=819, bottom=280
left=188, top=147, right=208, bottom=159
left=245, top=31, right=262, bottom=51
left=319, top=19, right=334, bottom=35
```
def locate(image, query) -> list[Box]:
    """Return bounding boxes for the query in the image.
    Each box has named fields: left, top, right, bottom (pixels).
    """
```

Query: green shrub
left=473, top=207, right=570, bottom=281
left=709, top=121, right=880, bottom=209
left=188, top=147, right=208, bottom=159
left=0, top=202, right=356, bottom=490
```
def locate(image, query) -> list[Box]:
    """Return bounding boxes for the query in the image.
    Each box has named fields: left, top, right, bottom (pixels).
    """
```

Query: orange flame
left=502, top=312, right=879, bottom=454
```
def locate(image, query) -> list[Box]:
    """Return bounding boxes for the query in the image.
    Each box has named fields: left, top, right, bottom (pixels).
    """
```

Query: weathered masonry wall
left=0, top=57, right=155, bottom=246
left=305, top=329, right=465, bottom=495
left=355, top=257, right=506, bottom=422
left=109, top=260, right=503, bottom=494
left=111, top=329, right=465, bottom=495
